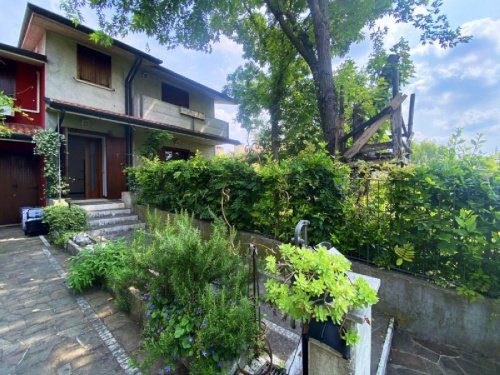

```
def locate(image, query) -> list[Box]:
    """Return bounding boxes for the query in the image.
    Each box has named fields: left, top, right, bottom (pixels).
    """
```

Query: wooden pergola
left=338, top=59, right=416, bottom=164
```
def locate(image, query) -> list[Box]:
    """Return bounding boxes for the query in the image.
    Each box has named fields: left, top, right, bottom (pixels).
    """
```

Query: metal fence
left=343, top=177, right=499, bottom=297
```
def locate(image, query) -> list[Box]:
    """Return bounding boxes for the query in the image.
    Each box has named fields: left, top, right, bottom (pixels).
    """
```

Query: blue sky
left=1, top=0, right=499, bottom=153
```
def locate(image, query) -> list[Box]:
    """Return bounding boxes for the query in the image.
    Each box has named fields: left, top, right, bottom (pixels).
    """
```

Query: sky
left=1, top=0, right=499, bottom=153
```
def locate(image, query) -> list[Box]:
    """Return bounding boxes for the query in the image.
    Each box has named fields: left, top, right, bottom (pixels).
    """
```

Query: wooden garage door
left=0, top=151, right=40, bottom=225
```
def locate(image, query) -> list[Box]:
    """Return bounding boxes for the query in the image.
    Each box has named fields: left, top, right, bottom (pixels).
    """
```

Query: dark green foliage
left=386, top=152, right=499, bottom=299
left=67, top=240, right=127, bottom=293
left=253, top=144, right=351, bottom=242
left=43, top=204, right=87, bottom=246
left=336, top=133, right=499, bottom=299
left=127, top=213, right=259, bottom=373
left=128, top=145, right=351, bottom=243
left=139, top=130, right=173, bottom=160
left=130, top=133, right=499, bottom=298
left=128, top=155, right=263, bottom=232
left=66, top=212, right=260, bottom=373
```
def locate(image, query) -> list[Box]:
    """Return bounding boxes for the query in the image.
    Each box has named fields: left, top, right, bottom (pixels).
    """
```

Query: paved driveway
left=0, top=227, right=129, bottom=375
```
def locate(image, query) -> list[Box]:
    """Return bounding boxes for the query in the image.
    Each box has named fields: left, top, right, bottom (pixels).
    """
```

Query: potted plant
left=264, top=244, right=379, bottom=353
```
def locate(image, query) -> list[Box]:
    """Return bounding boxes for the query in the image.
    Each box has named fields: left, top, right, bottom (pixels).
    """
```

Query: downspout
left=124, top=56, right=143, bottom=173
left=57, top=110, right=66, bottom=201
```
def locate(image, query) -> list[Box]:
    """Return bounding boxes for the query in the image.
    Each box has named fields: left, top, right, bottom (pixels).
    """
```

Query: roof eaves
left=20, top=3, right=162, bottom=65
left=153, top=65, right=236, bottom=105
left=45, top=98, right=240, bottom=145
left=0, top=42, right=47, bottom=63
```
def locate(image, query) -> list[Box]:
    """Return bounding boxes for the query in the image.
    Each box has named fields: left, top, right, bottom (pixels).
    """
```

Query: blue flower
left=146, top=311, right=151, bottom=317
left=143, top=293, right=150, bottom=301
left=149, top=304, right=156, bottom=310
left=217, top=362, right=223, bottom=367
left=164, top=366, right=171, bottom=373
left=188, top=337, right=193, bottom=343
left=158, top=370, right=163, bottom=375
left=157, top=329, right=161, bottom=334
left=202, top=350, right=207, bottom=357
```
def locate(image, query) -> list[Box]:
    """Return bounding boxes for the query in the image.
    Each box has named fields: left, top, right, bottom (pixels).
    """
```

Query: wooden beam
left=343, top=113, right=391, bottom=159
left=389, top=94, right=407, bottom=110
left=360, top=142, right=393, bottom=154
left=402, top=140, right=411, bottom=153
left=341, top=94, right=407, bottom=143
left=407, top=93, right=415, bottom=136
left=391, top=105, right=403, bottom=161
left=342, top=107, right=384, bottom=143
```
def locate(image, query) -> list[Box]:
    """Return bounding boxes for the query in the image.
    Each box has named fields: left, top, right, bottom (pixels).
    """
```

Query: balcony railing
left=139, top=95, right=229, bottom=138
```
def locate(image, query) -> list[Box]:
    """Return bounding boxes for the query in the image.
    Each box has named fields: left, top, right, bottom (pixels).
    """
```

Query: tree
left=224, top=10, right=302, bottom=159
left=62, top=0, right=471, bottom=155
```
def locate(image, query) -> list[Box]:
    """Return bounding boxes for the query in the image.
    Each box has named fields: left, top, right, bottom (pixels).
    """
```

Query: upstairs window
left=0, top=60, right=16, bottom=96
left=161, top=83, right=189, bottom=108
left=77, top=44, right=111, bottom=88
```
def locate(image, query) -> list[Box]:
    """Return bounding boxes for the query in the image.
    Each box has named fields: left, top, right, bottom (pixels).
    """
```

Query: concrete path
left=0, top=226, right=136, bottom=375
left=387, top=329, right=500, bottom=375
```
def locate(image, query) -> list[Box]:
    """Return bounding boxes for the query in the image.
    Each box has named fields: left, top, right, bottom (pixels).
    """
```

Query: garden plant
left=68, top=212, right=261, bottom=374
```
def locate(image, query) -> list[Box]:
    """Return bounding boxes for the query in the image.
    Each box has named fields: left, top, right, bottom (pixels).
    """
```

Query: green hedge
left=128, top=146, right=351, bottom=243
left=128, top=144, right=499, bottom=298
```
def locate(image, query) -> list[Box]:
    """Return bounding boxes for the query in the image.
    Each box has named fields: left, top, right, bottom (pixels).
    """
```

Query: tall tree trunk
left=264, top=0, right=338, bottom=154
left=308, top=0, right=337, bottom=155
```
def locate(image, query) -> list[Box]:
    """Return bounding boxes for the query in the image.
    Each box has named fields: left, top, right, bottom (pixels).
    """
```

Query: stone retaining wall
left=133, top=205, right=500, bottom=358
left=351, top=262, right=500, bottom=358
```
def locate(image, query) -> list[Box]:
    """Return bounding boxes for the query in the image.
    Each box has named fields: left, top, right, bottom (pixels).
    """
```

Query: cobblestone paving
left=387, top=329, right=500, bottom=375
left=0, top=227, right=125, bottom=375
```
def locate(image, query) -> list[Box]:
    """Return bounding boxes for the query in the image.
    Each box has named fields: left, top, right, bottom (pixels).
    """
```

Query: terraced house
left=0, top=3, right=238, bottom=225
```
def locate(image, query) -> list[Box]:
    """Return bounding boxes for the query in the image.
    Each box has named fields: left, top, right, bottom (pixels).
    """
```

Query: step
left=372, top=310, right=394, bottom=375
left=86, top=208, right=132, bottom=219
left=88, top=221, right=145, bottom=237
left=77, top=201, right=126, bottom=212
left=89, top=214, right=139, bottom=228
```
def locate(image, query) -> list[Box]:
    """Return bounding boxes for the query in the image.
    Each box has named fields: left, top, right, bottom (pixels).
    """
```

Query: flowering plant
left=132, top=213, right=260, bottom=374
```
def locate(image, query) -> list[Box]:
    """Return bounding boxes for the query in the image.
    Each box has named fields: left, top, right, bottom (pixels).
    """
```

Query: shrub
left=43, top=204, right=87, bottom=246
left=253, top=144, right=351, bottom=241
left=336, top=133, right=500, bottom=299
left=129, top=212, right=260, bottom=373
left=67, top=211, right=261, bottom=373
left=67, top=240, right=127, bottom=293
left=128, top=144, right=351, bottom=243
left=33, top=129, right=68, bottom=198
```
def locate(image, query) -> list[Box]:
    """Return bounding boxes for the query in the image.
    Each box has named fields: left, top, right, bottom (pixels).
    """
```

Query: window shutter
left=77, top=45, right=111, bottom=88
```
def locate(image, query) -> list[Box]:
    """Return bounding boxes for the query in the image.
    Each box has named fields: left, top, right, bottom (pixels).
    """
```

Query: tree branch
left=263, top=0, right=317, bottom=68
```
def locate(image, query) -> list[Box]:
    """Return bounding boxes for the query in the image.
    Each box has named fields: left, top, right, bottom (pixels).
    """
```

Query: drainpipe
left=57, top=110, right=66, bottom=201
left=124, top=56, right=143, bottom=172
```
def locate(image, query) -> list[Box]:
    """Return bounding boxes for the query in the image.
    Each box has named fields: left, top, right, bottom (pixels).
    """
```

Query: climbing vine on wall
left=32, top=129, right=68, bottom=199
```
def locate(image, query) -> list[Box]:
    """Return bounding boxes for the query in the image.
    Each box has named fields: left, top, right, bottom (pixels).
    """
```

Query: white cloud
left=374, top=15, right=416, bottom=48
left=461, top=18, right=500, bottom=52
left=212, top=36, right=243, bottom=57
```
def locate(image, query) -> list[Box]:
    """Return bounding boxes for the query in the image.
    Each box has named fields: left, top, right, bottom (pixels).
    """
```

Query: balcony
left=139, top=95, right=229, bottom=138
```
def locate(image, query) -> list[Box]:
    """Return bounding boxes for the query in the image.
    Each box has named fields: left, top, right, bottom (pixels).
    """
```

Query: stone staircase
left=72, top=199, right=145, bottom=240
